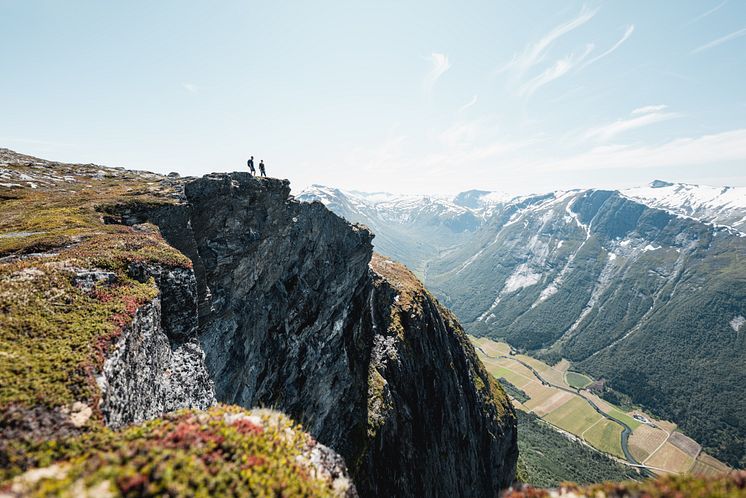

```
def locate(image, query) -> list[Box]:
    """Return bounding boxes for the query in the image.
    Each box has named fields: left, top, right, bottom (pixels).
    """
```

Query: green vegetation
left=427, top=191, right=746, bottom=467
left=497, top=378, right=529, bottom=403
left=565, top=371, right=592, bottom=389
left=583, top=420, right=624, bottom=459
left=515, top=411, right=639, bottom=487
left=2, top=405, right=351, bottom=497
left=606, top=407, right=641, bottom=430
left=543, top=397, right=602, bottom=435
left=508, top=470, right=746, bottom=498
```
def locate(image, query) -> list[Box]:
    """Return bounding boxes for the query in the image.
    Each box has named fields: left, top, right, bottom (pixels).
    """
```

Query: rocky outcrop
left=0, top=146, right=517, bottom=497
left=360, top=254, right=516, bottom=496
left=127, top=173, right=518, bottom=497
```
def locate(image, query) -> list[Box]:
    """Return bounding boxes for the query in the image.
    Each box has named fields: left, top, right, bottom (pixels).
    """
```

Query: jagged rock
left=0, top=150, right=517, bottom=497
left=136, top=173, right=517, bottom=497
left=98, top=267, right=216, bottom=428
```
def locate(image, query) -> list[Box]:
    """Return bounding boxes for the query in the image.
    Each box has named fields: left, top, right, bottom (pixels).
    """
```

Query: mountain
left=427, top=189, right=746, bottom=468
left=0, top=149, right=517, bottom=497
left=622, top=181, right=746, bottom=234
left=304, top=181, right=746, bottom=469
left=296, top=185, right=510, bottom=274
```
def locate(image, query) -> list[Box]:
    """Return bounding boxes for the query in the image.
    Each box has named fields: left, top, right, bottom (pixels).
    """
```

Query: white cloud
left=499, top=5, right=597, bottom=75
left=580, top=24, right=634, bottom=69
left=547, top=128, right=746, bottom=171
left=682, top=0, right=727, bottom=27
left=423, top=53, right=451, bottom=93
left=631, top=104, right=668, bottom=115
left=182, top=82, right=199, bottom=94
left=458, top=95, right=478, bottom=113
left=585, top=105, right=681, bottom=141
left=691, top=26, right=746, bottom=54
left=517, top=44, right=594, bottom=97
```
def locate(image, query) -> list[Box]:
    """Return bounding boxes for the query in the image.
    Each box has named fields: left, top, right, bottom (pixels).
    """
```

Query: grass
left=583, top=419, right=624, bottom=459
left=565, top=371, right=593, bottom=389
left=0, top=160, right=190, bottom=412
left=515, top=411, right=639, bottom=487
left=606, top=406, right=641, bottom=430
left=506, top=472, right=746, bottom=498
left=543, top=397, right=603, bottom=435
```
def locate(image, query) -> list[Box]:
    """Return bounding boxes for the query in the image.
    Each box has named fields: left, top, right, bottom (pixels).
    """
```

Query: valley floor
left=471, top=336, right=732, bottom=478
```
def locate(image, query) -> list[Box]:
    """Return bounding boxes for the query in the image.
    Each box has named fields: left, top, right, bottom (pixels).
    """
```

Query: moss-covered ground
left=1, top=405, right=350, bottom=497
left=0, top=154, right=191, bottom=479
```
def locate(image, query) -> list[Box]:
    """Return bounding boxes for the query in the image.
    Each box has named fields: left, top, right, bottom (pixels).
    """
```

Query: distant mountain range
left=296, top=185, right=511, bottom=274
left=299, top=181, right=746, bottom=468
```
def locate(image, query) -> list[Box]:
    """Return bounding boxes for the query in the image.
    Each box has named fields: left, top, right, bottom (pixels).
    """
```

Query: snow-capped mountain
left=296, top=185, right=512, bottom=273
left=622, top=180, right=746, bottom=233
left=299, top=181, right=746, bottom=468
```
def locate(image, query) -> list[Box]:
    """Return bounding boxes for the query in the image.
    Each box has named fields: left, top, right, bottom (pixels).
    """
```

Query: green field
left=516, top=411, right=640, bottom=486
left=543, top=397, right=603, bottom=435
left=606, top=406, right=641, bottom=430
left=583, top=420, right=625, bottom=459
left=565, top=371, right=593, bottom=389
left=471, top=336, right=732, bottom=475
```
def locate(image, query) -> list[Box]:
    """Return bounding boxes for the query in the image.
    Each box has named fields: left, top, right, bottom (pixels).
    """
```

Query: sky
left=2, top=1, right=746, bottom=196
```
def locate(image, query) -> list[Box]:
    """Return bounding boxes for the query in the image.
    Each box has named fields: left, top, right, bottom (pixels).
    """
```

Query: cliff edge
left=0, top=151, right=517, bottom=497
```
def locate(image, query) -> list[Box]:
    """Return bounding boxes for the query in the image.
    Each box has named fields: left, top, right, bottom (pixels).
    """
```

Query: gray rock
left=129, top=172, right=517, bottom=497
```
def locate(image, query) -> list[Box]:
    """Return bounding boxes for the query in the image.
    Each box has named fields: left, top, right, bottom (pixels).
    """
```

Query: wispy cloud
left=499, top=5, right=598, bottom=75
left=691, top=26, right=746, bottom=54
left=631, top=104, right=668, bottom=115
left=518, top=44, right=594, bottom=97
left=547, top=128, right=746, bottom=171
left=423, top=53, right=451, bottom=93
left=182, top=82, right=199, bottom=94
left=585, top=105, right=681, bottom=141
left=580, top=25, right=634, bottom=69
left=682, top=0, right=727, bottom=27
left=458, top=95, right=478, bottom=113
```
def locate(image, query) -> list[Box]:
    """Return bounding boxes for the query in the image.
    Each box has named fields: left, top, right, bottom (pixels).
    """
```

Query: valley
left=302, top=182, right=746, bottom=470
left=472, top=336, right=732, bottom=477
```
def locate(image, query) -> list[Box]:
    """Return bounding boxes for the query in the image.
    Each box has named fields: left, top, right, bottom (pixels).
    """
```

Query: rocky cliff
left=0, top=150, right=517, bottom=497
left=135, top=173, right=518, bottom=497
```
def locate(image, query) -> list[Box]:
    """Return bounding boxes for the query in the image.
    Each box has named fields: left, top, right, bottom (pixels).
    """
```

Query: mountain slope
left=296, top=185, right=507, bottom=274
left=623, top=181, right=746, bottom=233
left=425, top=189, right=746, bottom=468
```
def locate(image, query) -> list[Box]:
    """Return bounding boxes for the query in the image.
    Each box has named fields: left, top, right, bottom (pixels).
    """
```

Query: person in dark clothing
left=247, top=156, right=256, bottom=175
left=259, top=160, right=266, bottom=177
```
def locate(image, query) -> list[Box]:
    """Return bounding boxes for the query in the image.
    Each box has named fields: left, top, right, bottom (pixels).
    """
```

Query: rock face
left=98, top=264, right=215, bottom=428
left=127, top=173, right=518, bottom=497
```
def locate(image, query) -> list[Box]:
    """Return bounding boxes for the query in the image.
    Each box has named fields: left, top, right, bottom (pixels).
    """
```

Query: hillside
left=426, top=189, right=746, bottom=468
left=623, top=181, right=746, bottom=233
left=514, top=410, right=640, bottom=487
left=307, top=181, right=746, bottom=470
left=0, top=149, right=517, bottom=497
left=296, top=185, right=508, bottom=275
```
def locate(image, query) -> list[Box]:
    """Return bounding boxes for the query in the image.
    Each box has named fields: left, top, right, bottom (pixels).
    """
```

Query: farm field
left=470, top=336, right=733, bottom=477
left=583, top=419, right=624, bottom=459
left=691, top=452, right=733, bottom=477
left=565, top=371, right=593, bottom=389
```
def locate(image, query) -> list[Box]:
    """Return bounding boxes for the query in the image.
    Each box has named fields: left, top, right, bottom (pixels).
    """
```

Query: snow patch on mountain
left=623, top=181, right=746, bottom=233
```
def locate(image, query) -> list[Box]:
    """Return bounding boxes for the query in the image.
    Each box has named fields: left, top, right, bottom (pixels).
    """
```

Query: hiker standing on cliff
left=259, top=160, right=266, bottom=177
left=247, top=156, right=256, bottom=176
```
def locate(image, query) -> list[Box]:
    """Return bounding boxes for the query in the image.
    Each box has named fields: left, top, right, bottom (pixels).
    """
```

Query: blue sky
left=2, top=1, right=745, bottom=195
